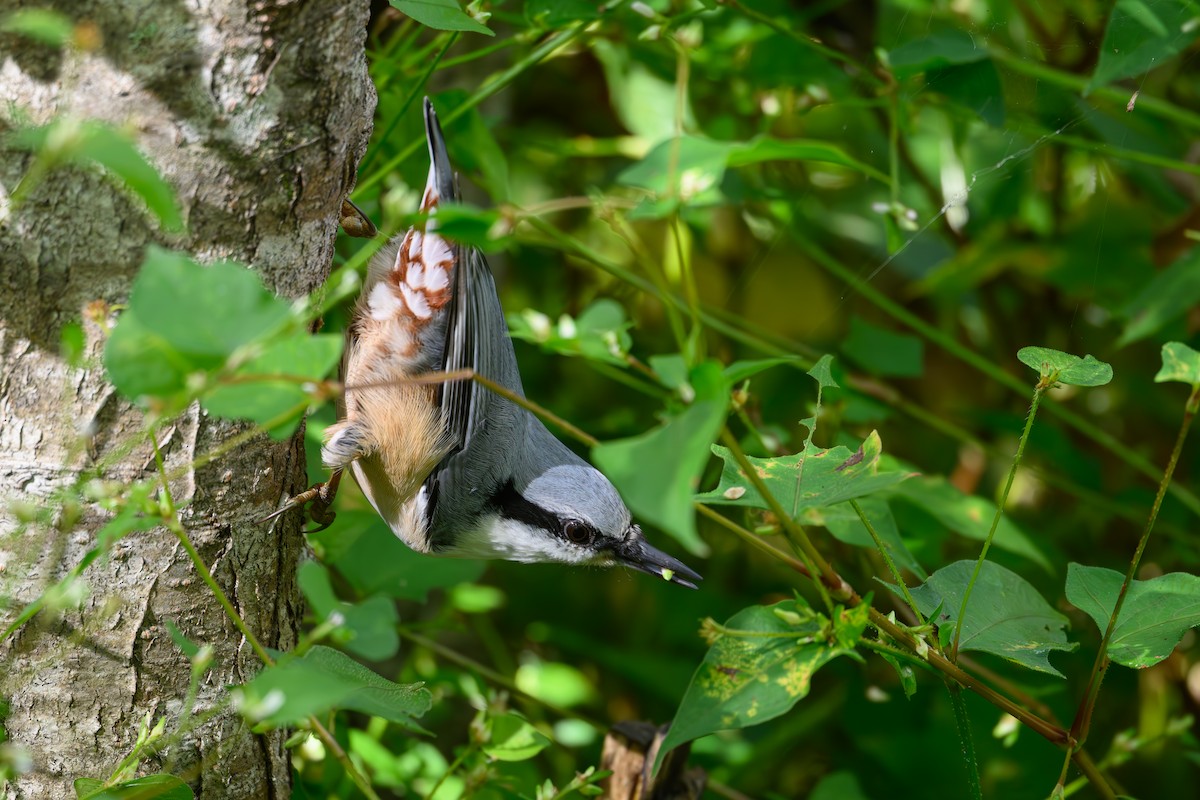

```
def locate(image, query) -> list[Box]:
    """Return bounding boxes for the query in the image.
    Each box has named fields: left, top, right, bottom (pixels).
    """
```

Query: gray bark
left=0, top=0, right=374, bottom=796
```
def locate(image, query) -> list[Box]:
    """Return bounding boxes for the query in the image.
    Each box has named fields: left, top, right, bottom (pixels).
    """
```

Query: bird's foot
left=260, top=470, right=343, bottom=532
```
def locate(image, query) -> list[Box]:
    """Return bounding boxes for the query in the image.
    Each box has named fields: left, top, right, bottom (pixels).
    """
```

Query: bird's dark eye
left=562, top=520, right=593, bottom=546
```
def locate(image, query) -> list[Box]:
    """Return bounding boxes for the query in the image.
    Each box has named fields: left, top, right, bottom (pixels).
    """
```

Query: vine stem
left=718, top=428, right=838, bottom=612
left=355, top=16, right=598, bottom=195
left=849, top=498, right=923, bottom=624
left=947, top=683, right=982, bottom=800
left=1069, top=383, right=1200, bottom=746
left=951, top=382, right=1044, bottom=660
left=149, top=434, right=382, bottom=800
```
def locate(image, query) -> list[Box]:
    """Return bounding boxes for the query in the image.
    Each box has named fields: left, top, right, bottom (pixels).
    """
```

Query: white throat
left=441, top=514, right=597, bottom=565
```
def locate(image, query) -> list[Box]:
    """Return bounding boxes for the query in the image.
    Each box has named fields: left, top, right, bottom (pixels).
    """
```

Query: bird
left=268, top=98, right=702, bottom=590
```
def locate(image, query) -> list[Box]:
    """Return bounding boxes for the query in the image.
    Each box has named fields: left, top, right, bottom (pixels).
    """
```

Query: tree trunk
left=0, top=1, right=373, bottom=796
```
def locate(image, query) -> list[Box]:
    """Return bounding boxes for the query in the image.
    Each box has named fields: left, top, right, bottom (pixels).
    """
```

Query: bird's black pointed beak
left=423, top=97, right=457, bottom=204
left=614, top=530, right=703, bottom=589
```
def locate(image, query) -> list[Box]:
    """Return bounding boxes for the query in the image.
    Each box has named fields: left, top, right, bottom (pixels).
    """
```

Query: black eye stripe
left=488, top=480, right=600, bottom=547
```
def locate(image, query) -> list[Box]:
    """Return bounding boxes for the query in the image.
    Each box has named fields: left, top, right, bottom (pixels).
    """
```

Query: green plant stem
left=150, top=435, right=382, bottom=800
left=850, top=499, right=922, bottom=624
left=356, top=20, right=592, bottom=195
left=718, top=428, right=839, bottom=611
left=800, top=236, right=1200, bottom=518
left=950, top=383, right=1044, bottom=661
left=1070, top=383, right=1200, bottom=746
left=360, top=32, right=458, bottom=172
left=425, top=742, right=476, bottom=800
left=695, top=503, right=810, bottom=577
left=947, top=682, right=983, bottom=800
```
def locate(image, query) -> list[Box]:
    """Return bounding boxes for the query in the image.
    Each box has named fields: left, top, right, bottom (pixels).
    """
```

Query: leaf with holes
left=1066, top=564, right=1200, bottom=668
left=659, top=599, right=867, bottom=762
left=697, top=431, right=914, bottom=514
left=910, top=561, right=1076, bottom=676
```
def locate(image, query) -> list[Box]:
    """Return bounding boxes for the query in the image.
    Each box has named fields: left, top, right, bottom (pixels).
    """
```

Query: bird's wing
left=419, top=102, right=527, bottom=550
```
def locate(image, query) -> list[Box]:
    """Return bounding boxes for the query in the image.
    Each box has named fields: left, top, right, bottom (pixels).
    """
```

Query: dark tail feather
left=423, top=97, right=457, bottom=204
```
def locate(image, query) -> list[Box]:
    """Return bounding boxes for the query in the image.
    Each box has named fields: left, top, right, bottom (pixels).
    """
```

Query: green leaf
left=1066, top=564, right=1200, bottom=668
left=1089, top=0, right=1200, bottom=90
left=308, top=511, right=485, bottom=602
left=887, top=30, right=987, bottom=77
left=909, top=561, right=1076, bottom=676
left=843, top=317, right=924, bottom=378
left=618, top=135, right=731, bottom=203
left=807, top=354, right=839, bottom=390
left=812, top=498, right=926, bottom=579
left=593, top=361, right=728, bottom=556
left=722, top=357, right=802, bottom=385
left=888, top=476, right=1050, bottom=571
left=240, top=645, right=431, bottom=728
left=1016, top=347, right=1114, bottom=387
left=2, top=8, right=75, bottom=46
left=60, top=320, right=85, bottom=367
left=202, top=333, right=341, bottom=439
left=297, top=561, right=399, bottom=662
left=74, top=779, right=105, bottom=798
left=400, top=204, right=504, bottom=250
left=726, top=136, right=888, bottom=183
left=449, top=583, right=506, bottom=614
left=928, top=59, right=1006, bottom=127
left=132, top=249, right=292, bottom=359
left=104, top=248, right=295, bottom=404
left=697, top=431, right=914, bottom=513
left=594, top=40, right=692, bottom=143
left=483, top=712, right=552, bottom=762
left=1155, top=341, right=1200, bottom=385
left=1118, top=249, right=1200, bottom=346
left=660, top=599, right=867, bottom=758
left=101, top=312, right=193, bottom=403
left=388, top=0, right=494, bottom=36
left=164, top=620, right=200, bottom=660
left=96, top=499, right=162, bottom=549
left=617, top=135, right=885, bottom=210
left=811, top=771, right=872, bottom=800
left=515, top=660, right=595, bottom=708
left=77, top=774, right=193, bottom=800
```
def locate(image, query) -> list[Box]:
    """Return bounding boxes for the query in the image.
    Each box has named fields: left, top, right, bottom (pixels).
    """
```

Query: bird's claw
left=260, top=471, right=343, bottom=532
